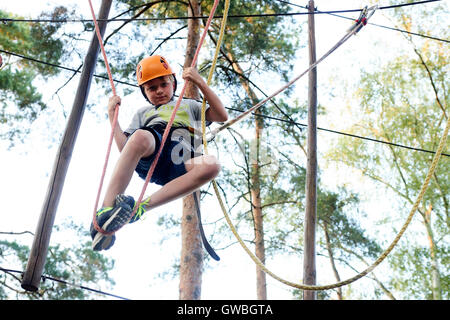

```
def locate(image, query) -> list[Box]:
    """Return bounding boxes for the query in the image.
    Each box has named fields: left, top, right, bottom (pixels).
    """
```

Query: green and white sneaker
left=90, top=200, right=133, bottom=251
left=115, top=194, right=150, bottom=223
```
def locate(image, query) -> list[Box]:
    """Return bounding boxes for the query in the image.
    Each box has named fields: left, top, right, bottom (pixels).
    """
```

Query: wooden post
left=303, top=0, right=317, bottom=300
left=21, top=0, right=113, bottom=292
left=179, top=0, right=203, bottom=300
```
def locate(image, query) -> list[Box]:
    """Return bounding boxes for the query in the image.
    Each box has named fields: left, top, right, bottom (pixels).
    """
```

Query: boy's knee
left=127, top=129, right=155, bottom=156
left=199, top=155, right=221, bottom=180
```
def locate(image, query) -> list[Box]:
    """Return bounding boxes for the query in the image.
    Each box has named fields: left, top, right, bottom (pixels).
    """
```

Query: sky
left=0, top=0, right=443, bottom=300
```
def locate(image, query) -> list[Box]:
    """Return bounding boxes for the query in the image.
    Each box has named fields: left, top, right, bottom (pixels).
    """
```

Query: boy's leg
left=141, top=154, right=220, bottom=211
left=91, top=129, right=157, bottom=251
left=102, top=129, right=157, bottom=207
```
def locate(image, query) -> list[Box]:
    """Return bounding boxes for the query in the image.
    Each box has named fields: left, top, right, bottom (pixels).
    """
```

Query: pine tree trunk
left=179, top=0, right=203, bottom=300
left=322, top=223, right=342, bottom=300
left=251, top=110, right=267, bottom=300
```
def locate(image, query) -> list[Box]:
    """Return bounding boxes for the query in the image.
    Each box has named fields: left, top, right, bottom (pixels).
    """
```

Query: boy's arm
left=108, top=95, right=128, bottom=152
left=182, top=67, right=228, bottom=123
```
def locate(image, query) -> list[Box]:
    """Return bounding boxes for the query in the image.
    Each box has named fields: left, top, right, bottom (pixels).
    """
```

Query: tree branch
left=150, top=24, right=188, bottom=56
left=103, top=0, right=172, bottom=46
left=413, top=48, right=447, bottom=119
left=0, top=231, right=34, bottom=236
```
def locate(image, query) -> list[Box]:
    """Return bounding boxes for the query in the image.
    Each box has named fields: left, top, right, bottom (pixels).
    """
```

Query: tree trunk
left=423, top=205, right=442, bottom=300
left=322, top=223, right=342, bottom=300
left=251, top=110, right=267, bottom=300
left=303, top=0, right=317, bottom=300
left=179, top=0, right=203, bottom=300
left=224, top=48, right=267, bottom=299
left=339, top=245, right=396, bottom=299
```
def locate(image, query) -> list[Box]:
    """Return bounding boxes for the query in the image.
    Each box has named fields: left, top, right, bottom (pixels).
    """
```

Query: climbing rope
left=201, top=0, right=230, bottom=150
left=88, top=0, right=121, bottom=236
left=188, top=0, right=231, bottom=262
left=202, top=4, right=446, bottom=291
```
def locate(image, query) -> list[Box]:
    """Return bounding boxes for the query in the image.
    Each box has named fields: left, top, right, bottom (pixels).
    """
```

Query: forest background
left=0, top=0, right=448, bottom=300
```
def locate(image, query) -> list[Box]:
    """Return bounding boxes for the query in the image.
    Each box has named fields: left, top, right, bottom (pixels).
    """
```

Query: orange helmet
left=136, top=55, right=175, bottom=86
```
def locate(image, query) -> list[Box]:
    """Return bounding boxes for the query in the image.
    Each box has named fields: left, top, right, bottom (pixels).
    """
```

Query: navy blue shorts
left=133, top=128, right=188, bottom=186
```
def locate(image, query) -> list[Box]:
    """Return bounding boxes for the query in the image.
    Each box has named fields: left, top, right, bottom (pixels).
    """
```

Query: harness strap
left=147, top=126, right=218, bottom=259
left=193, top=191, right=220, bottom=261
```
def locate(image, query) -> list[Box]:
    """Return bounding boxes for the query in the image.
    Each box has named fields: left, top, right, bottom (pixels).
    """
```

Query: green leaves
left=326, top=5, right=449, bottom=299
left=0, top=7, right=67, bottom=145
left=0, top=222, right=115, bottom=300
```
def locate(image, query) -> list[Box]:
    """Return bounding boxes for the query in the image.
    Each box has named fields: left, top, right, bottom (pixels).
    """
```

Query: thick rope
left=201, top=0, right=230, bottom=149
left=190, top=0, right=230, bottom=262
left=88, top=0, right=120, bottom=236
left=215, top=114, right=448, bottom=291
left=202, top=5, right=448, bottom=290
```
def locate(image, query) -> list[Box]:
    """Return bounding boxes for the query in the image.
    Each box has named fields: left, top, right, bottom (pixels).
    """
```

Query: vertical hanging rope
left=191, top=0, right=230, bottom=262
left=88, top=0, right=121, bottom=235
left=201, top=0, right=230, bottom=152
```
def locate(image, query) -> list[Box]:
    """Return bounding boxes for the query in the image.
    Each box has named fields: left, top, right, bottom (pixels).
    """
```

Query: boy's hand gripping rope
left=90, top=0, right=220, bottom=236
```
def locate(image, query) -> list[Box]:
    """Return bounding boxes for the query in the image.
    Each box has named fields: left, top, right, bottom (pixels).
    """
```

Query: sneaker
left=90, top=201, right=133, bottom=251
left=115, top=194, right=149, bottom=224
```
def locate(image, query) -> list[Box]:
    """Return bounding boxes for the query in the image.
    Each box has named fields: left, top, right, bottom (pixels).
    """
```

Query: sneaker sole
left=91, top=205, right=132, bottom=251
left=92, top=233, right=115, bottom=251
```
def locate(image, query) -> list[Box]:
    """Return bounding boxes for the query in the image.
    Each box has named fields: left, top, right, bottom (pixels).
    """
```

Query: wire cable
left=277, top=0, right=449, bottom=44
left=1, top=0, right=442, bottom=22
left=0, top=267, right=130, bottom=300
left=0, top=48, right=138, bottom=87
left=225, top=107, right=450, bottom=157
left=1, top=0, right=447, bottom=43
left=1, top=47, right=447, bottom=158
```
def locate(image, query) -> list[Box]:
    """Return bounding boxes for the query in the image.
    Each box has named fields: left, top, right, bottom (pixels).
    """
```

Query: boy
left=91, top=55, right=228, bottom=251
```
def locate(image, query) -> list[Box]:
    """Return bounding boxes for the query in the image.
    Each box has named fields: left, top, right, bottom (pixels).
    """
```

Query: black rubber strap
left=192, top=192, right=220, bottom=261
